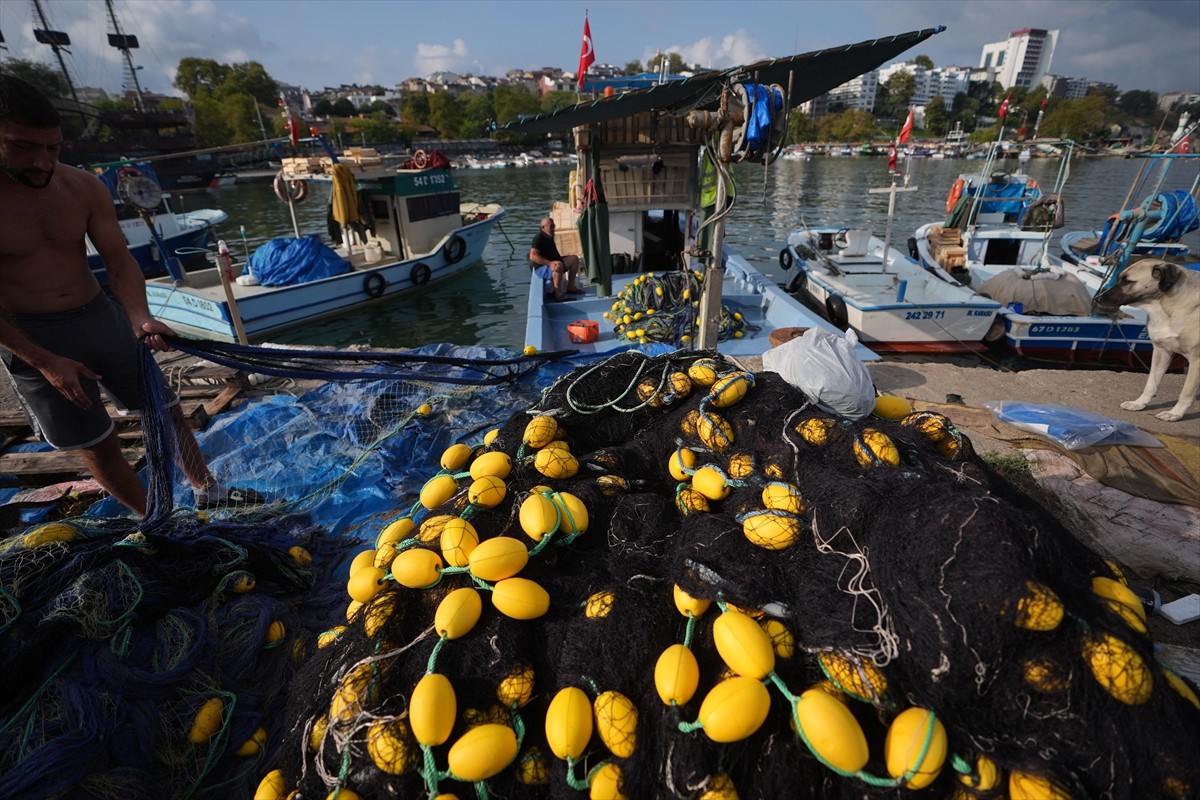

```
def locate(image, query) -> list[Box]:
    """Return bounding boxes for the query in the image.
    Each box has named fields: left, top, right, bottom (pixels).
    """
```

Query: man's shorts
left=533, top=264, right=558, bottom=294
left=1, top=292, right=179, bottom=450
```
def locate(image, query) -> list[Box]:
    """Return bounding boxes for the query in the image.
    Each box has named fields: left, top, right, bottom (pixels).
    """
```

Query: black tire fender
left=445, top=235, right=467, bottom=264
left=363, top=272, right=386, bottom=297
left=907, top=236, right=920, bottom=260
left=786, top=267, right=808, bottom=294
left=411, top=262, right=432, bottom=286
left=825, top=294, right=849, bottom=330
left=778, top=247, right=794, bottom=270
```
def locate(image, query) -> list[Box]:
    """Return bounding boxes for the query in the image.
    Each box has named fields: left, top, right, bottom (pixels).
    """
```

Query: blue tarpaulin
left=248, top=236, right=350, bottom=287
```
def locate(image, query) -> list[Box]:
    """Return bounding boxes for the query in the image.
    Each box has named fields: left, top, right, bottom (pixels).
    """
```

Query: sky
left=2, top=0, right=1198, bottom=99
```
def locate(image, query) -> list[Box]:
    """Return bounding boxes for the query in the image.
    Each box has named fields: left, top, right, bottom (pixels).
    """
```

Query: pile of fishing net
left=0, top=512, right=351, bottom=799
left=265, top=349, right=1200, bottom=800
left=602, top=270, right=756, bottom=346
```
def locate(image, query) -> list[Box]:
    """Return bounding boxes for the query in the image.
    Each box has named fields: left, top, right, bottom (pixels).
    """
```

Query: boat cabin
left=553, top=112, right=702, bottom=274
left=280, top=151, right=469, bottom=260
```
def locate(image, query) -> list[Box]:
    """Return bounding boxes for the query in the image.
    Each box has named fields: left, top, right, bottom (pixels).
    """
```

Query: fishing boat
left=143, top=151, right=505, bottom=343
left=912, top=142, right=1167, bottom=366
left=500, top=26, right=948, bottom=359
left=779, top=226, right=1000, bottom=353
left=1059, top=144, right=1200, bottom=273
left=88, top=162, right=227, bottom=283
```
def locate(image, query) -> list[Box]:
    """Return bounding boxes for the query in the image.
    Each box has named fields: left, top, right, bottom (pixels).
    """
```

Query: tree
left=884, top=71, right=916, bottom=112
left=624, top=60, right=643, bottom=75
left=912, top=55, right=934, bottom=70
left=222, top=62, right=278, bottom=106
left=365, top=100, right=395, bottom=116
left=649, top=52, right=687, bottom=75
left=1118, top=90, right=1158, bottom=117
left=787, top=110, right=817, bottom=143
left=925, top=96, right=949, bottom=136
left=540, top=90, right=576, bottom=114
left=331, top=97, right=357, bottom=118
left=0, top=58, right=69, bottom=98
left=461, top=92, right=496, bottom=138
left=428, top=92, right=464, bottom=138
left=312, top=98, right=334, bottom=117
left=817, top=109, right=876, bottom=141
left=401, top=91, right=431, bottom=127
left=356, top=112, right=402, bottom=145
left=174, top=58, right=229, bottom=98
left=492, top=83, right=541, bottom=143
left=1041, top=94, right=1111, bottom=141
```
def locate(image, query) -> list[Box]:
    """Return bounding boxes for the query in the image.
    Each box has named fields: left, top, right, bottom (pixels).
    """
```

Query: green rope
left=564, top=755, right=591, bottom=791
left=425, top=634, right=448, bottom=674
left=683, top=612, right=699, bottom=649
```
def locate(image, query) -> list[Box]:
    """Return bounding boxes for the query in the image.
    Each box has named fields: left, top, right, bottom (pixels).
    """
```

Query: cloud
left=644, top=29, right=767, bottom=71
left=414, top=39, right=470, bottom=76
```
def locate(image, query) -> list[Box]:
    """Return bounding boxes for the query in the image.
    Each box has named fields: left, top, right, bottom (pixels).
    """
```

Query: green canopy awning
left=495, top=26, right=944, bottom=135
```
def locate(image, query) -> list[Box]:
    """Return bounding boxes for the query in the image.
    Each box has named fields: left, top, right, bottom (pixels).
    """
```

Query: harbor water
left=175, top=155, right=1199, bottom=351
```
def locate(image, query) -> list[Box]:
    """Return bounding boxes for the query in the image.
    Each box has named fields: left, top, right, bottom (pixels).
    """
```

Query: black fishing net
left=268, top=349, right=1200, bottom=800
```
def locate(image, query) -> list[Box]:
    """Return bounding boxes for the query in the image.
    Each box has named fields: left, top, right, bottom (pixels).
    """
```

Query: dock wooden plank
left=0, top=448, right=143, bottom=477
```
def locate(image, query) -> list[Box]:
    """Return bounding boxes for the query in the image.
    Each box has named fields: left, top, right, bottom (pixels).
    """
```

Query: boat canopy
left=496, top=27, right=944, bottom=135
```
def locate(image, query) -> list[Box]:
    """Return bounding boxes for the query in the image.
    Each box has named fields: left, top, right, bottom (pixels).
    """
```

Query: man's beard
left=1, top=162, right=55, bottom=188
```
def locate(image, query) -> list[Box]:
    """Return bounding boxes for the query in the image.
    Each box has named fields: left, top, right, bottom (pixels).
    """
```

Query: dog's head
left=1094, top=259, right=1181, bottom=308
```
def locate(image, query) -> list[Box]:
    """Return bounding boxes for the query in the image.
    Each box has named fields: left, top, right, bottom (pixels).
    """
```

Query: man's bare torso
left=0, top=163, right=105, bottom=315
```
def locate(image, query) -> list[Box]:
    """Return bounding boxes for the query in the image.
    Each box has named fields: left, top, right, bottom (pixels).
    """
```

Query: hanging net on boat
left=266, top=350, right=1196, bottom=800
left=2, top=344, right=1198, bottom=799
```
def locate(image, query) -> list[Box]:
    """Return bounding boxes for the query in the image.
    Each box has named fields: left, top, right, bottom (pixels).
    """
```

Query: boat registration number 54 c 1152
left=411, top=172, right=451, bottom=188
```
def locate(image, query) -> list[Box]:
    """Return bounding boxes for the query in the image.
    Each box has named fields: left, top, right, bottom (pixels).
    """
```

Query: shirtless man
left=0, top=74, right=255, bottom=517
left=529, top=217, right=583, bottom=300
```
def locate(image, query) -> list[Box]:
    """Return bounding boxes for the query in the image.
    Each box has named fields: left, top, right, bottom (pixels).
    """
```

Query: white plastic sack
left=761, top=328, right=875, bottom=419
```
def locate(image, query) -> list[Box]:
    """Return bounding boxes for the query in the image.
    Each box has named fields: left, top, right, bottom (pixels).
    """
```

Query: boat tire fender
left=411, top=262, right=432, bottom=286
left=363, top=273, right=387, bottom=298
left=825, top=294, right=849, bottom=330
left=786, top=267, right=808, bottom=295
left=273, top=171, right=309, bottom=203
left=778, top=247, right=794, bottom=270
left=907, top=237, right=920, bottom=260
left=445, top=235, right=467, bottom=264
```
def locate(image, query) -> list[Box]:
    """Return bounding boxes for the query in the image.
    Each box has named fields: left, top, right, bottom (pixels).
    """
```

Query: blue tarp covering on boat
left=248, top=236, right=350, bottom=286
left=85, top=344, right=593, bottom=536
left=968, top=178, right=1033, bottom=216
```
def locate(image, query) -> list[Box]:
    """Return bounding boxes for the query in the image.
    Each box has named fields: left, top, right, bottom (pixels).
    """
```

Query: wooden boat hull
left=524, top=247, right=878, bottom=360
left=146, top=209, right=504, bottom=342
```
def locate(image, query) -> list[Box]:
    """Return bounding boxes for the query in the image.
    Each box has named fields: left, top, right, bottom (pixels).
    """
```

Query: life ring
left=945, top=178, right=964, bottom=213
left=410, top=262, right=431, bottom=286
left=363, top=272, right=386, bottom=298
left=413, top=149, right=428, bottom=169
left=273, top=171, right=309, bottom=203
left=786, top=267, right=808, bottom=294
left=444, top=235, right=467, bottom=264
left=117, top=166, right=142, bottom=179
left=825, top=294, right=849, bottom=330
left=778, top=247, right=794, bottom=270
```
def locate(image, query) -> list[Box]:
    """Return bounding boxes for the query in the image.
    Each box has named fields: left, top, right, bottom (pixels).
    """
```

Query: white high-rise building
left=979, top=28, right=1058, bottom=90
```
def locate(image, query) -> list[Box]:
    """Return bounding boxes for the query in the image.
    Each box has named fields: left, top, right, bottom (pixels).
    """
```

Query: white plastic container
left=364, top=242, right=383, bottom=263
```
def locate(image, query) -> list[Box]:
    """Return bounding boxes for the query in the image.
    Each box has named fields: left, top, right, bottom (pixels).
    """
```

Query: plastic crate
left=567, top=320, right=599, bottom=344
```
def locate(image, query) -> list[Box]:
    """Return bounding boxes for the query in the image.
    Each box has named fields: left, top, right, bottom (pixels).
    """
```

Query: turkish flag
left=888, top=145, right=897, bottom=173
left=578, top=15, right=595, bottom=90
left=1173, top=136, right=1190, bottom=154
left=898, top=107, right=914, bottom=144
left=998, top=93, right=1011, bottom=122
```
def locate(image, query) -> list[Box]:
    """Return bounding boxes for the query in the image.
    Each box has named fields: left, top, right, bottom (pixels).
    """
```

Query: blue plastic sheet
left=86, top=344, right=592, bottom=533
left=986, top=401, right=1162, bottom=450
left=248, top=236, right=350, bottom=286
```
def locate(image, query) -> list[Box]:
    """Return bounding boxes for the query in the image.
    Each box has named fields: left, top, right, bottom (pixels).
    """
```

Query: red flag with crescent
left=578, top=15, right=595, bottom=90
left=998, top=93, right=1011, bottom=122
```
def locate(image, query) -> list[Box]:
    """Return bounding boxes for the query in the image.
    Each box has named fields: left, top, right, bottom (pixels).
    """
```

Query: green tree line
left=6, top=53, right=1196, bottom=151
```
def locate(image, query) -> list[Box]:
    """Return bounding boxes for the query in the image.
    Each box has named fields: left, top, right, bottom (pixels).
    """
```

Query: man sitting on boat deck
left=0, top=74, right=263, bottom=517
left=529, top=217, right=583, bottom=300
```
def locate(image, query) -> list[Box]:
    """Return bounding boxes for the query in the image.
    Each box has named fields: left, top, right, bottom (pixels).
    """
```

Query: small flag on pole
left=998, top=93, right=1012, bottom=122
left=578, top=13, right=595, bottom=90
left=898, top=107, right=914, bottom=144
left=279, top=96, right=300, bottom=147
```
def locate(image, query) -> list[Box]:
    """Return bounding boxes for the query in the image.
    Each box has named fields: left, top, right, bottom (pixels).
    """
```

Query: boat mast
left=30, top=0, right=88, bottom=129
left=105, top=0, right=145, bottom=112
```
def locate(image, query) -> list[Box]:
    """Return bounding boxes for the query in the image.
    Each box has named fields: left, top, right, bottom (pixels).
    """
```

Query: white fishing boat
left=144, top=151, right=505, bottom=343
left=779, top=227, right=999, bottom=353
left=912, top=142, right=1166, bottom=366
left=87, top=163, right=227, bottom=283
left=501, top=27, right=947, bottom=360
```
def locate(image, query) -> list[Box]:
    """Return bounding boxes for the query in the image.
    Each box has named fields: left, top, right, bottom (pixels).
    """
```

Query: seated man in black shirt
left=529, top=217, right=582, bottom=300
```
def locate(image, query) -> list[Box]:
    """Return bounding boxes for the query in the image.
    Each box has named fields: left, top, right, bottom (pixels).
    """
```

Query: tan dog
left=1095, top=259, right=1200, bottom=422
